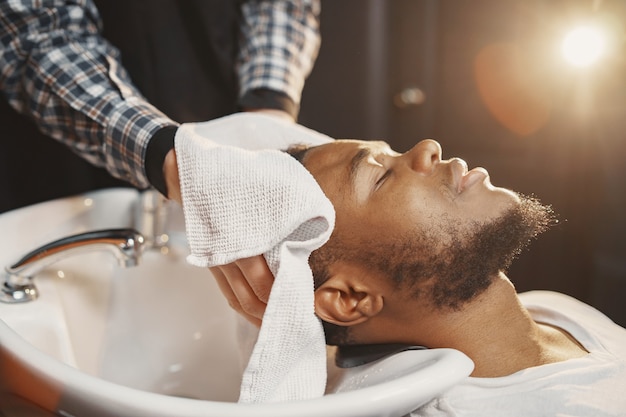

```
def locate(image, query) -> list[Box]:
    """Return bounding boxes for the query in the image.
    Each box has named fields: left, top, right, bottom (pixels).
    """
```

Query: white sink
left=0, top=188, right=473, bottom=417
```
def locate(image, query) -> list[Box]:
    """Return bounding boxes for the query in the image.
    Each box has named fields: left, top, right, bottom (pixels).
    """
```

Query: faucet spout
left=1, top=228, right=144, bottom=303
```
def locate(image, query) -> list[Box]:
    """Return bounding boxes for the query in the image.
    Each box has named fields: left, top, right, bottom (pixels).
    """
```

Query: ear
left=314, top=271, right=384, bottom=327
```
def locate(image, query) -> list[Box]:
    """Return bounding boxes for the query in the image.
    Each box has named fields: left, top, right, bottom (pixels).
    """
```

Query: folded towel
left=174, top=113, right=335, bottom=403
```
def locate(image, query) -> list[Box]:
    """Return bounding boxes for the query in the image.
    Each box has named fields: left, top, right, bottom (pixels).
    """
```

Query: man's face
left=301, top=139, right=554, bottom=342
left=302, top=139, right=520, bottom=254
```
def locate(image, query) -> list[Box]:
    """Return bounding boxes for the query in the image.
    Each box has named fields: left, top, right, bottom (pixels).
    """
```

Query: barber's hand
left=206, top=109, right=288, bottom=325
left=163, top=148, right=182, bottom=203
left=162, top=109, right=285, bottom=326
left=163, top=150, right=274, bottom=325
left=209, top=255, right=274, bottom=327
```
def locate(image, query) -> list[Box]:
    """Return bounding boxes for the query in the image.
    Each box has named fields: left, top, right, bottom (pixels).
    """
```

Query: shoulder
left=520, top=290, right=626, bottom=354
left=519, top=290, right=594, bottom=311
left=519, top=290, right=614, bottom=324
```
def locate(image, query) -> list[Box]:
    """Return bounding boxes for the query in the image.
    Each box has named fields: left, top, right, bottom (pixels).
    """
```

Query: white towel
left=174, top=113, right=335, bottom=403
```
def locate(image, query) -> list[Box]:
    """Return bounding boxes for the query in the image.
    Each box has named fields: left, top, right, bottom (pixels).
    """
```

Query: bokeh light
left=561, top=25, right=607, bottom=67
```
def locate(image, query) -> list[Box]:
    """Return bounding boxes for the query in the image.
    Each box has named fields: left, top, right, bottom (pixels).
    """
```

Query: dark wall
left=300, top=0, right=626, bottom=326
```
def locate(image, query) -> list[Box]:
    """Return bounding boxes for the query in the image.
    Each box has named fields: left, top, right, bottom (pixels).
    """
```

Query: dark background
left=299, top=0, right=626, bottom=326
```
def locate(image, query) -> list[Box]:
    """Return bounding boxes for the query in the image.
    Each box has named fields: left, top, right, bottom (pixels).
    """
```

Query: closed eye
left=375, top=169, right=392, bottom=190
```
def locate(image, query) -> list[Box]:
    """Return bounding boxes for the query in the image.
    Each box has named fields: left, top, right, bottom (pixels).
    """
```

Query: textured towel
left=174, top=113, right=335, bottom=403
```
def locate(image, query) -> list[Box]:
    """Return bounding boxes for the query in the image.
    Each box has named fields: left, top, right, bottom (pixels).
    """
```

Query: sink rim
left=0, top=188, right=474, bottom=417
left=1, top=320, right=472, bottom=417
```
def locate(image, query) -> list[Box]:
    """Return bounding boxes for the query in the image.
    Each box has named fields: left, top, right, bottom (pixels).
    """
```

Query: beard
left=378, top=194, right=557, bottom=311
left=311, top=194, right=555, bottom=345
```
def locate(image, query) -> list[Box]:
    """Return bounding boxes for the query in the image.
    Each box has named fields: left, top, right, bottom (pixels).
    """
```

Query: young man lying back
left=287, top=138, right=626, bottom=417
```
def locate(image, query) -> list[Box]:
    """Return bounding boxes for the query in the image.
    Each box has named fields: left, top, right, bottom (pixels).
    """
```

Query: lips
left=460, top=167, right=489, bottom=193
left=447, top=158, right=489, bottom=194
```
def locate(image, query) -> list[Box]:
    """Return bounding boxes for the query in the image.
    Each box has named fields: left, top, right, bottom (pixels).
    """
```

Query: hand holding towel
left=174, top=113, right=335, bottom=403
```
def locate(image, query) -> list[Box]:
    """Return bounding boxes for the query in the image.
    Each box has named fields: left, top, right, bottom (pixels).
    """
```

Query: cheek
left=389, top=188, right=446, bottom=223
left=382, top=190, right=469, bottom=247
left=364, top=196, right=442, bottom=241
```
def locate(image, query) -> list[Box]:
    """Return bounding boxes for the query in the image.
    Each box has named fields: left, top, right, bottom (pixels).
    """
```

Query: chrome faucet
left=1, top=228, right=144, bottom=304
left=134, top=189, right=170, bottom=249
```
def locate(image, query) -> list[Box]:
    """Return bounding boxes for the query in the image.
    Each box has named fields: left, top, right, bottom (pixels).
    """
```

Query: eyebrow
left=348, top=147, right=371, bottom=187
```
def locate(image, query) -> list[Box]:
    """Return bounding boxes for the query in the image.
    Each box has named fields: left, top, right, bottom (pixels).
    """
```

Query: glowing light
left=83, top=198, right=94, bottom=207
left=168, top=363, right=182, bottom=373
left=561, top=26, right=607, bottom=67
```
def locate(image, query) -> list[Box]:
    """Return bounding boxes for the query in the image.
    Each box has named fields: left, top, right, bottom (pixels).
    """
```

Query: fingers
left=163, top=149, right=182, bottom=203
left=209, top=255, right=274, bottom=326
left=236, top=255, right=274, bottom=304
left=210, top=266, right=262, bottom=327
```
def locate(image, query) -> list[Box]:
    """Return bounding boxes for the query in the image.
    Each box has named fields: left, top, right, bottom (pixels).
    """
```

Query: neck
left=397, top=273, right=587, bottom=377
left=433, top=275, right=540, bottom=376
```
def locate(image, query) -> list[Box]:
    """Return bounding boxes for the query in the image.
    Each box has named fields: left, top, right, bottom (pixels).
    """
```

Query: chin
left=473, top=186, right=519, bottom=220
left=492, top=185, right=520, bottom=204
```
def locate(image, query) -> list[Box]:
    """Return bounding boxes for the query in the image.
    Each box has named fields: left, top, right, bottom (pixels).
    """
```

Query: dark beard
left=383, top=195, right=556, bottom=310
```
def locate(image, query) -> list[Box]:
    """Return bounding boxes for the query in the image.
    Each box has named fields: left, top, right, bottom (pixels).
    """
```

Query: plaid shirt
left=0, top=0, right=320, bottom=188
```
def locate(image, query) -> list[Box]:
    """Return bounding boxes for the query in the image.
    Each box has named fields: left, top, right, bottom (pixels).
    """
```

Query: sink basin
left=0, top=188, right=473, bottom=417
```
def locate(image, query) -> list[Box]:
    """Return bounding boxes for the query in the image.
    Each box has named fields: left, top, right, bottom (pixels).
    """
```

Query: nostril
left=405, top=139, right=442, bottom=173
left=422, top=139, right=442, bottom=162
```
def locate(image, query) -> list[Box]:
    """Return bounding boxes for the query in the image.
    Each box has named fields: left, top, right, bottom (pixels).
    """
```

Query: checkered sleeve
left=0, top=0, right=177, bottom=188
left=237, top=0, right=321, bottom=117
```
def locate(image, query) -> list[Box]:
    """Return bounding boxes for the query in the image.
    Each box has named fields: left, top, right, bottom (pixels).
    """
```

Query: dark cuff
left=145, top=125, right=178, bottom=196
left=238, top=88, right=299, bottom=120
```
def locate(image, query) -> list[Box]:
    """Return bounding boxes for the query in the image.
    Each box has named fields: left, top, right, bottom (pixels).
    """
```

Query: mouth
left=460, top=167, right=489, bottom=193
left=449, top=158, right=489, bottom=193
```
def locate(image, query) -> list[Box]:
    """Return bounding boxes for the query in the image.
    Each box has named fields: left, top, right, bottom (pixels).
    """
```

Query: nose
left=402, top=139, right=442, bottom=174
